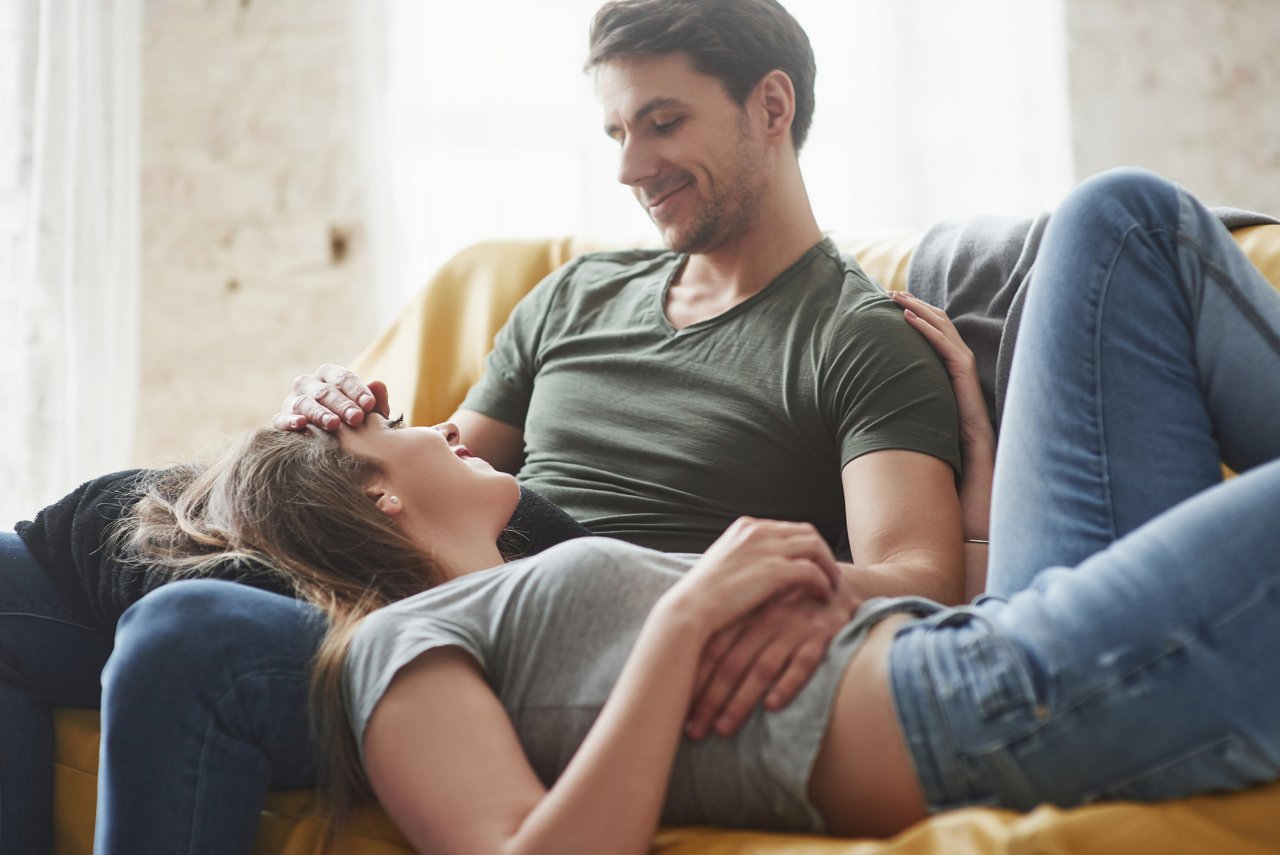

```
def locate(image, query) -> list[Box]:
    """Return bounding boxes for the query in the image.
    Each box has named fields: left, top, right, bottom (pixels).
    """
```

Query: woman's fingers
left=781, top=531, right=840, bottom=591
left=891, top=290, right=951, bottom=328
left=893, top=292, right=970, bottom=350
left=682, top=519, right=839, bottom=635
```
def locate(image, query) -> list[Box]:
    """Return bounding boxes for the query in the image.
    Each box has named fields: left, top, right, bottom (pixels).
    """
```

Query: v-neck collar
left=652, top=237, right=836, bottom=336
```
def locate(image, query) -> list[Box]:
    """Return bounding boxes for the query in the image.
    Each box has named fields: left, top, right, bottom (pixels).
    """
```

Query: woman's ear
left=364, top=482, right=404, bottom=518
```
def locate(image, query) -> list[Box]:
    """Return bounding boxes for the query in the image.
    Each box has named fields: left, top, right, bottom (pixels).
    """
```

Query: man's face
left=597, top=53, right=768, bottom=254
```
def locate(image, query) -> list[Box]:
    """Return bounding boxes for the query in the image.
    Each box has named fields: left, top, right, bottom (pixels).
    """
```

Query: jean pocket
left=957, top=629, right=1040, bottom=722
left=1092, top=734, right=1278, bottom=803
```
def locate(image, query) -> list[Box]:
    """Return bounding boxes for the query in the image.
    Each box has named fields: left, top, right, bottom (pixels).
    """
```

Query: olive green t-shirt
left=460, top=238, right=960, bottom=553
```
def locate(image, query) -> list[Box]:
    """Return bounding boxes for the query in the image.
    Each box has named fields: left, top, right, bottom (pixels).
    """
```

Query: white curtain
left=356, top=0, right=1074, bottom=318
left=0, top=0, right=140, bottom=525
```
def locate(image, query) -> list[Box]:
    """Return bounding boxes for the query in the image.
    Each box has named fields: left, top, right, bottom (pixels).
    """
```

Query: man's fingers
left=271, top=412, right=309, bottom=432
left=321, top=364, right=377, bottom=414
left=288, top=365, right=376, bottom=426
left=709, top=643, right=795, bottom=737
left=367, top=379, right=392, bottom=418
left=763, top=639, right=826, bottom=711
left=687, top=620, right=778, bottom=739
left=309, top=382, right=366, bottom=425
left=693, top=622, right=744, bottom=701
left=284, top=393, right=342, bottom=431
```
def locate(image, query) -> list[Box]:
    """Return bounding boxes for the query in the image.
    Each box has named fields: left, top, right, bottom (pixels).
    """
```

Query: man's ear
left=756, top=69, right=796, bottom=145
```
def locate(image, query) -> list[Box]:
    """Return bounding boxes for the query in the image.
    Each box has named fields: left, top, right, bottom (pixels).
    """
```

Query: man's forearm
left=838, top=552, right=966, bottom=606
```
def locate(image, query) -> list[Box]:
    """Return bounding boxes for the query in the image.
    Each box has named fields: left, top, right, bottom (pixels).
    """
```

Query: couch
left=53, top=222, right=1280, bottom=854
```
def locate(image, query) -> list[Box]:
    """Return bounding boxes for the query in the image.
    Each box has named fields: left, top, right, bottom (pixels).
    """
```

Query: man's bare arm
left=837, top=449, right=965, bottom=605
left=685, top=449, right=964, bottom=738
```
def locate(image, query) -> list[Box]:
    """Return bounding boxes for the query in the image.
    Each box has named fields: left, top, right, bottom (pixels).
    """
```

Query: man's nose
left=617, top=137, right=658, bottom=187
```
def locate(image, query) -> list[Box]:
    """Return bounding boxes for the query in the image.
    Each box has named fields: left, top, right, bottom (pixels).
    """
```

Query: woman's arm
left=892, top=291, right=996, bottom=598
left=362, top=519, right=840, bottom=855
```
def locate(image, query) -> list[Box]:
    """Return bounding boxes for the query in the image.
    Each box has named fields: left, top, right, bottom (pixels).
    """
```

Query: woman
left=118, top=169, right=1280, bottom=852
left=0, top=442, right=586, bottom=854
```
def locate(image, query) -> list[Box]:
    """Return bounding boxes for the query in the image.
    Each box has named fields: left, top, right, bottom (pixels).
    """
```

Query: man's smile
left=645, top=178, right=694, bottom=219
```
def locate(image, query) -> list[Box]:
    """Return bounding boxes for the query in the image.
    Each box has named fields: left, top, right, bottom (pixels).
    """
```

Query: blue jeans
left=889, top=168, right=1280, bottom=811
left=95, top=581, right=326, bottom=854
left=0, top=532, right=113, bottom=855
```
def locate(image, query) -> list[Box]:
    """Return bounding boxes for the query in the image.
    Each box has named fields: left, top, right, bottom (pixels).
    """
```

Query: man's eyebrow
left=604, top=96, right=687, bottom=137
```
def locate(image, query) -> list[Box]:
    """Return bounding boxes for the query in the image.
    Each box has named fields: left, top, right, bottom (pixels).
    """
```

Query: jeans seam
left=1035, top=568, right=1280, bottom=737
left=182, top=667, right=310, bottom=855
left=1172, top=230, right=1280, bottom=358
left=0, top=610, right=97, bottom=632
left=1092, top=225, right=1147, bottom=546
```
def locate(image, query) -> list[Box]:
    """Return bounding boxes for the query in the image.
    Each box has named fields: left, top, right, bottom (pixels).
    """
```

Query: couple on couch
left=5, top=1, right=1280, bottom=852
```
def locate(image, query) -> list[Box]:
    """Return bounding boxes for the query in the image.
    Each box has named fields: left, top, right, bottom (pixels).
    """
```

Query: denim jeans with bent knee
left=888, top=168, right=1280, bottom=813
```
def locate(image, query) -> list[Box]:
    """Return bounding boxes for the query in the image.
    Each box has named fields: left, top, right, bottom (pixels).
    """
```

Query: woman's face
left=338, top=414, right=519, bottom=560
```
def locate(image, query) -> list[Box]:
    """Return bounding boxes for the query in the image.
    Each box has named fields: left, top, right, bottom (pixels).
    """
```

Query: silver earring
left=388, top=496, right=400, bottom=505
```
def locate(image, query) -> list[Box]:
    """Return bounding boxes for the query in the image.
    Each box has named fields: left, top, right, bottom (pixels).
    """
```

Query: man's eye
left=654, top=118, right=683, bottom=135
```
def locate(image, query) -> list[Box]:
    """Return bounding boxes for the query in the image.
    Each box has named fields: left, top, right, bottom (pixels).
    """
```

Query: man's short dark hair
left=586, top=0, right=817, bottom=152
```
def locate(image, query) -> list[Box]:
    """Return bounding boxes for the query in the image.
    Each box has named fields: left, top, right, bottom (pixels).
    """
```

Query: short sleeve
left=343, top=588, right=492, bottom=761
left=824, top=299, right=962, bottom=476
left=459, top=260, right=580, bottom=429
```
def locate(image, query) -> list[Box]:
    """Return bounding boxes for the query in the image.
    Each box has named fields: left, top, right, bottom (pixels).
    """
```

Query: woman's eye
left=387, top=414, right=406, bottom=429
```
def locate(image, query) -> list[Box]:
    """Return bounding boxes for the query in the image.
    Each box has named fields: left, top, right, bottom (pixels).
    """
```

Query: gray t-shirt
left=461, top=238, right=961, bottom=554
left=345, top=537, right=925, bottom=833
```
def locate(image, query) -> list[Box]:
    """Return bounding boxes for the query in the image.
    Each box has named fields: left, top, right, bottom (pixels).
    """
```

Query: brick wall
left=135, top=0, right=373, bottom=466
left=1067, top=0, right=1280, bottom=212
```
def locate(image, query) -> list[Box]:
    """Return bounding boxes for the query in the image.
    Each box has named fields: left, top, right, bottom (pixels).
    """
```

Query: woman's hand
left=661, top=517, right=840, bottom=633
left=892, top=291, right=995, bottom=542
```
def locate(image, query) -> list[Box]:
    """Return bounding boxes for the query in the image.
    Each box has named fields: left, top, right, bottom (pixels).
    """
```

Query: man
left=281, top=0, right=963, bottom=730
left=86, top=1, right=963, bottom=851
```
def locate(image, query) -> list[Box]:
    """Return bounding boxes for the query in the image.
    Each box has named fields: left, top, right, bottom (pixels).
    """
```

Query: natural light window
left=358, top=0, right=1074, bottom=317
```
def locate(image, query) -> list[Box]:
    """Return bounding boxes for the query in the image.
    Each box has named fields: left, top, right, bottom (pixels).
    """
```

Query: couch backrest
left=352, top=226, right=1280, bottom=428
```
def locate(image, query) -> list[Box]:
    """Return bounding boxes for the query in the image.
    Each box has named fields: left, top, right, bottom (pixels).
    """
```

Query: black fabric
left=12, top=469, right=289, bottom=630
left=14, top=471, right=589, bottom=632
left=504, top=486, right=594, bottom=557
left=14, top=469, right=155, bottom=630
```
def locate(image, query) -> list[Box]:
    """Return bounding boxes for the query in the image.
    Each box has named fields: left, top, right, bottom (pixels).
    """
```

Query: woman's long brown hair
left=113, top=427, right=455, bottom=847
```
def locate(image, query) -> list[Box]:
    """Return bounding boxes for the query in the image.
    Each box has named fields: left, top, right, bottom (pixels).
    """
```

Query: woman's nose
left=432, top=421, right=461, bottom=445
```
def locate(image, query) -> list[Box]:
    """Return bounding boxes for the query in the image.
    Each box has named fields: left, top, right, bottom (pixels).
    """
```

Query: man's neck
left=667, top=181, right=823, bottom=330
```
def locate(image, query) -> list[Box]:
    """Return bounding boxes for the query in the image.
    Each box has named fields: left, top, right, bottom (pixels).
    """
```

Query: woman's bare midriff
left=807, top=613, right=929, bottom=837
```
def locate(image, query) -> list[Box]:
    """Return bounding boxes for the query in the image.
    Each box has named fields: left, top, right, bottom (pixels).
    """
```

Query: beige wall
left=132, top=0, right=1280, bottom=466
left=136, top=0, right=373, bottom=466
left=1066, top=0, right=1280, bottom=212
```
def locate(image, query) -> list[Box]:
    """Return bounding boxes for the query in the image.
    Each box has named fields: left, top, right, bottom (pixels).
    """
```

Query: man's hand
left=272, top=364, right=390, bottom=432
left=684, top=568, right=861, bottom=739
